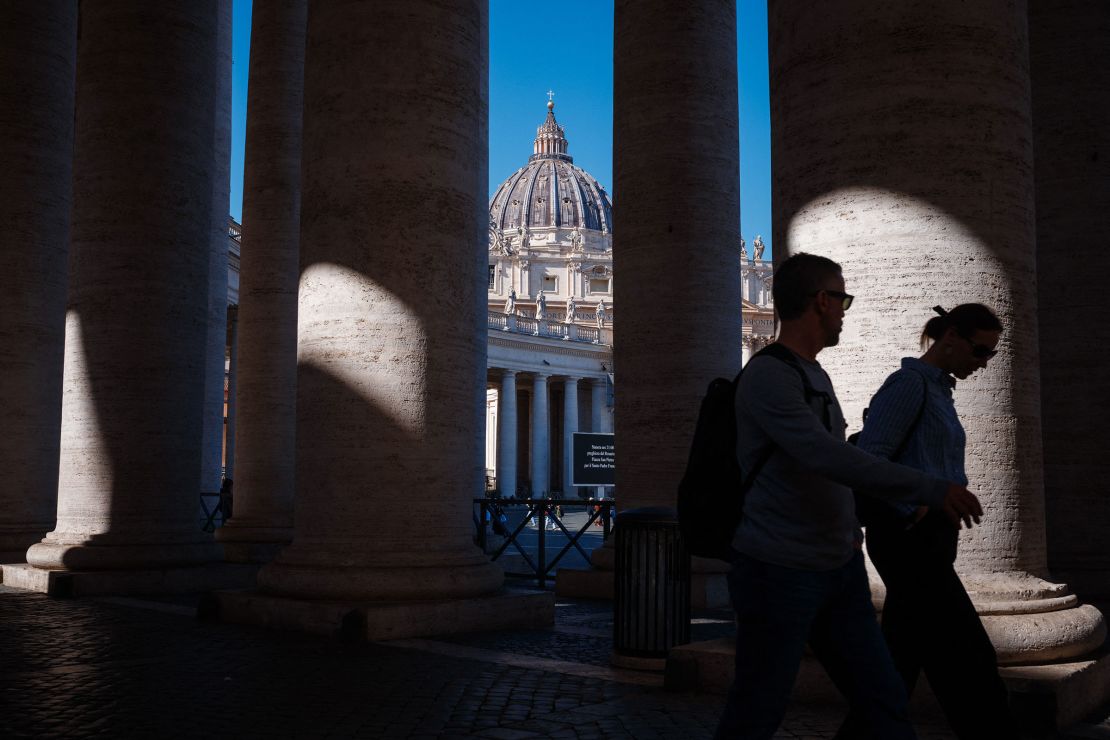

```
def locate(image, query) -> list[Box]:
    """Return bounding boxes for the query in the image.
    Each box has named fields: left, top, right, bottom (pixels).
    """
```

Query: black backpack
left=677, top=343, right=831, bottom=561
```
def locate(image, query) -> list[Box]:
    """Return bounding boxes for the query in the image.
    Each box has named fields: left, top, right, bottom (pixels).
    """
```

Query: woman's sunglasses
left=960, top=334, right=998, bottom=359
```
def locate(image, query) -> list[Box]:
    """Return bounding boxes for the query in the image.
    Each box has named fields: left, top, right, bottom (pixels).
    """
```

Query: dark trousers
left=839, top=510, right=1018, bottom=740
left=715, top=550, right=915, bottom=740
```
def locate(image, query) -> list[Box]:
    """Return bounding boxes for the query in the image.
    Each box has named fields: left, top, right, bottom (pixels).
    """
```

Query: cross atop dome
left=533, top=95, right=570, bottom=161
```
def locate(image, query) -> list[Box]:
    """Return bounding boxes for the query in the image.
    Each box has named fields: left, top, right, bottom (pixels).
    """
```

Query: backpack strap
left=733, top=342, right=834, bottom=499
left=752, top=342, right=834, bottom=432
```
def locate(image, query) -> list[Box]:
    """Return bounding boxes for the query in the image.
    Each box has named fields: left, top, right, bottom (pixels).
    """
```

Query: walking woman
left=842, top=304, right=1017, bottom=739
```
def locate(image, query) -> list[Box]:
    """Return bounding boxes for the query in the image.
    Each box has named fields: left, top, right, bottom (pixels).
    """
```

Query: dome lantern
left=489, top=99, right=613, bottom=234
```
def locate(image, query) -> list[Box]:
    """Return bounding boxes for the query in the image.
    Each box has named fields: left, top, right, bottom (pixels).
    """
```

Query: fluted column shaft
left=28, top=1, right=221, bottom=571
left=562, top=378, right=579, bottom=495
left=612, top=0, right=741, bottom=509
left=0, top=2, right=76, bottom=558
left=530, top=374, right=550, bottom=497
left=768, top=0, right=1104, bottom=662
left=256, top=0, right=500, bottom=601
left=590, top=379, right=606, bottom=433
left=1030, top=1, right=1110, bottom=596
left=497, top=372, right=518, bottom=497
left=200, top=0, right=232, bottom=495
left=217, top=0, right=306, bottom=555
left=741, top=337, right=753, bottom=367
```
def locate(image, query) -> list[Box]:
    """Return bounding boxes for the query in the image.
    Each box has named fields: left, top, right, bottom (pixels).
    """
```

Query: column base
left=213, top=586, right=555, bottom=641
left=214, top=522, right=293, bottom=564
left=26, top=537, right=222, bottom=571
left=256, top=544, right=504, bottom=601
left=666, top=636, right=1110, bottom=730
left=0, top=561, right=258, bottom=596
left=869, top=568, right=1108, bottom=664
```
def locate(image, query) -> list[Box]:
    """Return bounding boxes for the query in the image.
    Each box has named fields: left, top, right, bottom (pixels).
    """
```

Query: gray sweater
left=731, top=349, right=948, bottom=570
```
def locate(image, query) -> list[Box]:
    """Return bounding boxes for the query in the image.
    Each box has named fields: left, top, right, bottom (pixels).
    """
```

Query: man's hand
left=941, top=484, right=983, bottom=529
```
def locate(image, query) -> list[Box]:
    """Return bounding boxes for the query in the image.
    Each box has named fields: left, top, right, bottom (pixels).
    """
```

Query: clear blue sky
left=230, top=0, right=772, bottom=256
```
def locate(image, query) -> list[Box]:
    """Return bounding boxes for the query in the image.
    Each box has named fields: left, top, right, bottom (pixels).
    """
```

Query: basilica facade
left=482, top=102, right=774, bottom=497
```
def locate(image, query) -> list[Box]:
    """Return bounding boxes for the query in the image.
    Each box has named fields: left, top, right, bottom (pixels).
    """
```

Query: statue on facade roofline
left=565, top=295, right=576, bottom=323
left=505, top=288, right=516, bottom=315
left=753, top=234, right=765, bottom=261
left=536, top=290, right=546, bottom=319
left=595, top=299, right=607, bottom=329
left=570, top=226, right=584, bottom=253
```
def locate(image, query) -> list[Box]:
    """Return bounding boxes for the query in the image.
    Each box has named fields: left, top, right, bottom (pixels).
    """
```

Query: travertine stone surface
left=768, top=0, right=1103, bottom=660
left=1030, top=1, right=1110, bottom=597
left=612, top=0, right=742, bottom=510
left=26, top=2, right=221, bottom=571
left=0, top=2, right=76, bottom=555
left=217, top=0, right=306, bottom=555
left=256, top=0, right=501, bottom=600
left=200, top=0, right=233, bottom=496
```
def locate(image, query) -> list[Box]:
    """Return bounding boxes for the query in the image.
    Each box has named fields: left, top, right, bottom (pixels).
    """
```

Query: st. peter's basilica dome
left=488, top=100, right=613, bottom=234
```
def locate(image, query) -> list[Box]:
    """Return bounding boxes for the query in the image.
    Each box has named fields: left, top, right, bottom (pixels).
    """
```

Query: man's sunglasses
left=960, top=334, right=998, bottom=359
left=811, top=289, right=854, bottom=311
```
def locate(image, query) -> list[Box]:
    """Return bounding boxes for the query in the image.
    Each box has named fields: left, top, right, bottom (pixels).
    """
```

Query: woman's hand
left=941, top=484, right=983, bottom=529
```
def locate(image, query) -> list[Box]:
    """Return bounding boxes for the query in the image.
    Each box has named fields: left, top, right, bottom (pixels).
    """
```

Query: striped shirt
left=856, top=357, right=966, bottom=518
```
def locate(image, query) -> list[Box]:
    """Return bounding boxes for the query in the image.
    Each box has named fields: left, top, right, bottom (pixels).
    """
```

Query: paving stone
left=5, top=585, right=1083, bottom=738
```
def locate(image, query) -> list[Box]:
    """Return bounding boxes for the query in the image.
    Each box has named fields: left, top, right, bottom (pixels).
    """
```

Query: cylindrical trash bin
left=612, top=506, right=691, bottom=670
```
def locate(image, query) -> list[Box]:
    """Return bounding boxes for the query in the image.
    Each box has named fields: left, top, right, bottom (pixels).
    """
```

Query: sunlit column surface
left=27, top=2, right=221, bottom=570
left=200, top=0, right=232, bottom=497
left=1030, top=0, right=1110, bottom=598
left=768, top=0, right=1104, bottom=662
left=562, top=378, right=580, bottom=496
left=256, top=0, right=501, bottom=600
left=611, top=0, right=742, bottom=511
left=0, top=2, right=76, bottom=559
left=530, top=374, right=550, bottom=497
left=497, top=371, right=518, bottom=497
left=217, top=0, right=307, bottom=559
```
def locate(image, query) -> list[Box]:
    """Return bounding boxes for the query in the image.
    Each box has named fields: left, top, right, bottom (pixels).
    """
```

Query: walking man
left=715, top=253, right=983, bottom=739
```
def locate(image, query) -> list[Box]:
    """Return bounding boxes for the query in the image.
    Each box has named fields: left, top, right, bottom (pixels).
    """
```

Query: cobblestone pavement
left=1, top=584, right=1106, bottom=739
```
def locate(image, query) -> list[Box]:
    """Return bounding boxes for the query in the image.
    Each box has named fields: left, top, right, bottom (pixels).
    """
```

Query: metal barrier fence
left=473, top=497, right=614, bottom=588
left=200, top=491, right=232, bottom=532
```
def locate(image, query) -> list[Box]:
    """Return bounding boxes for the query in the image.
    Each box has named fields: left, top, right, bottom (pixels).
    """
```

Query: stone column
left=562, top=377, right=580, bottom=497
left=0, top=2, right=76, bottom=560
left=26, top=2, right=221, bottom=571
left=530, top=374, right=550, bottom=497
left=590, top=379, right=607, bottom=433
left=255, top=0, right=502, bottom=601
left=768, top=0, right=1104, bottom=663
left=216, top=0, right=306, bottom=561
left=200, top=0, right=232, bottom=496
left=590, top=378, right=609, bottom=496
left=224, top=306, right=239, bottom=479
left=1030, top=1, right=1110, bottom=599
left=497, top=371, right=518, bottom=497
left=611, top=0, right=742, bottom=511
left=741, top=336, right=753, bottom=367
